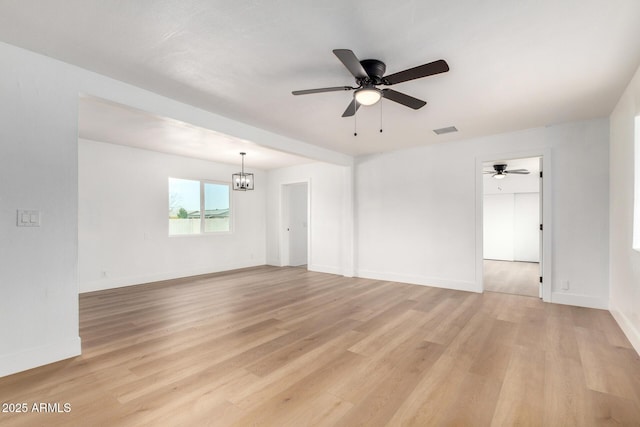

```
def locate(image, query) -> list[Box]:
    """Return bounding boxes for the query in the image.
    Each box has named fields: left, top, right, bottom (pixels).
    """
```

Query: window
left=204, top=182, right=231, bottom=232
left=168, top=178, right=231, bottom=235
left=634, top=116, right=640, bottom=251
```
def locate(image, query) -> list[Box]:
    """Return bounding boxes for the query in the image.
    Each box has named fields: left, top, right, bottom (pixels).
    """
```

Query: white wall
left=609, top=63, right=640, bottom=354
left=78, top=139, right=267, bottom=292
left=266, top=163, right=353, bottom=276
left=356, top=118, right=609, bottom=308
left=0, top=41, right=82, bottom=377
left=0, top=41, right=349, bottom=377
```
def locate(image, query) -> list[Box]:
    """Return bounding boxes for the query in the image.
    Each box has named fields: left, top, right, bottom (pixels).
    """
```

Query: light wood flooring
left=1, top=266, right=639, bottom=426
left=484, top=259, right=540, bottom=297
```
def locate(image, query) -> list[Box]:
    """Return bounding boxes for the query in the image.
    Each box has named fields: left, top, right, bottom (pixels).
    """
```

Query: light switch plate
left=17, top=209, right=40, bottom=227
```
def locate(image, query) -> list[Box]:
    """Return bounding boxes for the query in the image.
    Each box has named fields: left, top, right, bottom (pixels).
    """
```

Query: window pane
left=204, top=182, right=230, bottom=232
left=169, top=178, right=201, bottom=235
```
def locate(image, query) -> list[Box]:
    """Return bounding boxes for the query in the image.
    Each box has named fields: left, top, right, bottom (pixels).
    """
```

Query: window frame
left=168, top=177, right=233, bottom=237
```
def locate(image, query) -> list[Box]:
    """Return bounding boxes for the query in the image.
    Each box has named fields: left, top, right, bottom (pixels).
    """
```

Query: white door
left=284, top=183, right=308, bottom=267
left=514, top=193, right=540, bottom=262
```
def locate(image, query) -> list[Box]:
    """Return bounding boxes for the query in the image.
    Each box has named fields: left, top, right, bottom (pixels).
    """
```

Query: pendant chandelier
left=232, top=152, right=254, bottom=191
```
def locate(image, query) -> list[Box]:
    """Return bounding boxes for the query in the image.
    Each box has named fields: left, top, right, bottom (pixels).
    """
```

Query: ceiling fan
left=484, top=164, right=530, bottom=180
left=292, top=49, right=449, bottom=117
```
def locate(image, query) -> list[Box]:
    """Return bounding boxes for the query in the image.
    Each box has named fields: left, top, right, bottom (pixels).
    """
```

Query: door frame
left=476, top=148, right=552, bottom=302
left=279, top=180, right=311, bottom=268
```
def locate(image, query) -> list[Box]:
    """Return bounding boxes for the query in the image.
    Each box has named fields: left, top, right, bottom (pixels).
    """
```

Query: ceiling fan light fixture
left=354, top=88, right=381, bottom=106
left=493, top=173, right=506, bottom=180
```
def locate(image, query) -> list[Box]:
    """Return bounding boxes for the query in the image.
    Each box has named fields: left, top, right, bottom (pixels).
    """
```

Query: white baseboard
left=80, top=262, right=266, bottom=293
left=610, top=303, right=640, bottom=356
left=307, top=264, right=343, bottom=276
left=356, top=269, right=480, bottom=293
left=0, top=336, right=81, bottom=378
left=550, top=291, right=608, bottom=309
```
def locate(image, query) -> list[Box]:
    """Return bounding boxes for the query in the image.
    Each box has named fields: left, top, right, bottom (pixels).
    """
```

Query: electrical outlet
left=560, top=280, right=569, bottom=290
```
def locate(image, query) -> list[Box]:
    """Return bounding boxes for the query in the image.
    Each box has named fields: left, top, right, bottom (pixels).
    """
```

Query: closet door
left=483, top=193, right=514, bottom=261
left=514, top=192, right=540, bottom=262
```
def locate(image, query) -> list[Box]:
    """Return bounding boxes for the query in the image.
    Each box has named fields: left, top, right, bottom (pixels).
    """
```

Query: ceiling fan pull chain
left=354, top=101, right=358, bottom=136
left=380, top=99, right=383, bottom=133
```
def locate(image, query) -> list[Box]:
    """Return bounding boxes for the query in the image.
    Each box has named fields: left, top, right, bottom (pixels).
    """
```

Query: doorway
left=281, top=182, right=309, bottom=267
left=482, top=156, right=542, bottom=297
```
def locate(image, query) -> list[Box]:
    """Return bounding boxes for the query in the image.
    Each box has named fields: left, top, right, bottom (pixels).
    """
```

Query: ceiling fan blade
left=505, top=169, right=530, bottom=174
left=381, top=89, right=426, bottom=109
left=341, top=99, right=361, bottom=117
left=292, top=86, right=352, bottom=95
left=383, top=59, right=449, bottom=85
left=333, top=49, right=368, bottom=79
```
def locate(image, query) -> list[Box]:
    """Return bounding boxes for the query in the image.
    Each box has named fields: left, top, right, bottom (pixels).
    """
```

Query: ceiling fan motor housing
left=360, top=59, right=386, bottom=85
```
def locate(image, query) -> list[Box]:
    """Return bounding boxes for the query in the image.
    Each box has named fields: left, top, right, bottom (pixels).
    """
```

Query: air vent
left=433, top=126, right=458, bottom=135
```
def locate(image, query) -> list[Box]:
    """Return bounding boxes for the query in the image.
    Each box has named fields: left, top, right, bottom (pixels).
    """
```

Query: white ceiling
left=78, top=96, right=312, bottom=170
left=2, top=0, right=640, bottom=159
